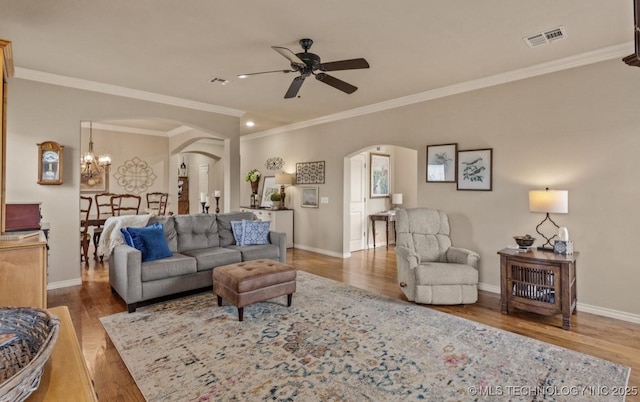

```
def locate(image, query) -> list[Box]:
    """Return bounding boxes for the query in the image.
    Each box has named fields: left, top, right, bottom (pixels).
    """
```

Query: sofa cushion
left=175, top=214, right=220, bottom=252
left=241, top=220, right=271, bottom=246
left=148, top=215, right=177, bottom=253
left=226, top=244, right=280, bottom=261
left=126, top=223, right=173, bottom=263
left=216, top=211, right=256, bottom=246
left=141, top=253, right=197, bottom=282
left=180, top=247, right=242, bottom=271
left=416, top=262, right=478, bottom=285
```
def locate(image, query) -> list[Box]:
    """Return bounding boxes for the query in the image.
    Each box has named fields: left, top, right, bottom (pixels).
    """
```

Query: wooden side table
left=498, top=248, right=578, bottom=330
left=370, top=212, right=396, bottom=250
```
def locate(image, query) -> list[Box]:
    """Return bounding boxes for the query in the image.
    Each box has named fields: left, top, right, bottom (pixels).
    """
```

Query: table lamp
left=275, top=173, right=294, bottom=210
left=391, top=193, right=403, bottom=209
left=528, top=188, right=568, bottom=251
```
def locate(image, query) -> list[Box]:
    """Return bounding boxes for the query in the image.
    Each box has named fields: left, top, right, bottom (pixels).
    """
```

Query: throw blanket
left=97, top=214, right=151, bottom=257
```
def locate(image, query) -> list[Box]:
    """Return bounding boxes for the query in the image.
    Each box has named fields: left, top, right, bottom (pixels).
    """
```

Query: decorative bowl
left=514, top=235, right=535, bottom=247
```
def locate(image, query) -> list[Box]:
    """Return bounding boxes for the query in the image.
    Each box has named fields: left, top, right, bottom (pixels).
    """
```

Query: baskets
left=0, top=308, right=60, bottom=402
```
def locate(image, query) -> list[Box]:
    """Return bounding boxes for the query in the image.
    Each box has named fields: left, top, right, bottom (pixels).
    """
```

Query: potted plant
left=270, top=191, right=282, bottom=209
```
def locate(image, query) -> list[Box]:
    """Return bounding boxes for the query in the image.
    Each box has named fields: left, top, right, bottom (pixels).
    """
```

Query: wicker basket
left=0, top=308, right=60, bottom=402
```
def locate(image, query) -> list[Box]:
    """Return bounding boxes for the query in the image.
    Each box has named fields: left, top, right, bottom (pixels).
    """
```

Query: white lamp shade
left=392, top=193, right=403, bottom=205
left=529, top=189, right=568, bottom=213
left=275, top=173, right=294, bottom=186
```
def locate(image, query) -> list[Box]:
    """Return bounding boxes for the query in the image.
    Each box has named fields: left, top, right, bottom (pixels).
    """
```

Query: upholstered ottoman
left=213, top=260, right=296, bottom=321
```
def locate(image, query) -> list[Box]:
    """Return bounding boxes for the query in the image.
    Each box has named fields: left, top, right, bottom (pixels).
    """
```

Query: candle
left=200, top=192, right=205, bottom=203
left=214, top=190, right=221, bottom=197
left=205, top=196, right=210, bottom=206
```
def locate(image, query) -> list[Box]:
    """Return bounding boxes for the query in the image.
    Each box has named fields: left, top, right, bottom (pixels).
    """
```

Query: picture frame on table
left=300, top=186, right=319, bottom=208
left=370, top=153, right=390, bottom=198
left=426, top=143, right=457, bottom=183
left=260, top=176, right=279, bottom=208
left=457, top=148, right=493, bottom=191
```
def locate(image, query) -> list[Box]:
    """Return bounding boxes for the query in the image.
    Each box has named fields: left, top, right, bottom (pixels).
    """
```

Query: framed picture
left=37, top=141, right=64, bottom=185
left=80, top=170, right=109, bottom=193
left=260, top=176, right=279, bottom=208
left=296, top=161, right=325, bottom=184
left=300, top=186, right=319, bottom=208
left=426, top=143, right=457, bottom=182
left=457, top=148, right=493, bottom=191
left=370, top=153, right=390, bottom=198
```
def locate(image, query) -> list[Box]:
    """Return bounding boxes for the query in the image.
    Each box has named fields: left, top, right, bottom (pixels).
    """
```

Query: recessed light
left=238, top=74, right=248, bottom=79
left=246, top=121, right=255, bottom=127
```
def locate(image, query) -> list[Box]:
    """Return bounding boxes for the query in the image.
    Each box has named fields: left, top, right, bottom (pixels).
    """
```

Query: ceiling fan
left=238, top=38, right=370, bottom=98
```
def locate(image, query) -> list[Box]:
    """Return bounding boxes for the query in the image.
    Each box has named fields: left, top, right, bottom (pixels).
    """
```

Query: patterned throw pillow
left=240, top=220, right=271, bottom=246
left=230, top=220, right=244, bottom=245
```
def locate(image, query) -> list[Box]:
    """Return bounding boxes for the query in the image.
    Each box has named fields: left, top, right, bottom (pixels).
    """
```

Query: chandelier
left=80, top=122, right=111, bottom=179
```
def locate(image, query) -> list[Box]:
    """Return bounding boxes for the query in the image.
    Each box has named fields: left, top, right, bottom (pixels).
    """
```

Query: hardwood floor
left=48, top=247, right=639, bottom=401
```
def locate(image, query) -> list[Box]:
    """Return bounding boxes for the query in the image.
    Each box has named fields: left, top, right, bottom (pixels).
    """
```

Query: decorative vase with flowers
left=245, top=169, right=262, bottom=193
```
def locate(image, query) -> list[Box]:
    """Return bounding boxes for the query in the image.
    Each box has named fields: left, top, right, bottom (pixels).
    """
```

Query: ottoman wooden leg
left=287, top=293, right=293, bottom=307
left=238, top=307, right=244, bottom=322
left=217, top=295, right=222, bottom=306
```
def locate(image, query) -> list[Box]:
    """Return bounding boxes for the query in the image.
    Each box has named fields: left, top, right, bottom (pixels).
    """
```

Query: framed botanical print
left=80, top=170, right=109, bottom=193
left=260, top=176, right=279, bottom=208
left=426, top=143, right=457, bottom=182
left=37, top=141, right=64, bottom=185
left=370, top=153, right=390, bottom=198
left=300, top=186, right=319, bottom=208
left=457, top=148, right=493, bottom=191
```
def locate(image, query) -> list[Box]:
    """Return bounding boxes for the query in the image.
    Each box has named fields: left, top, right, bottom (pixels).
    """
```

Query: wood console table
left=370, top=212, right=396, bottom=250
left=28, top=306, right=98, bottom=401
left=498, top=248, right=578, bottom=330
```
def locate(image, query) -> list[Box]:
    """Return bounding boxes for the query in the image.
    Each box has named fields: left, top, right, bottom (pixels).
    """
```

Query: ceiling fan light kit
left=238, top=38, right=369, bottom=98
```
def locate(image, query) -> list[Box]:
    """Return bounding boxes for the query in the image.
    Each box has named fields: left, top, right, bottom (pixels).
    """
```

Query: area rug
left=100, top=271, right=630, bottom=401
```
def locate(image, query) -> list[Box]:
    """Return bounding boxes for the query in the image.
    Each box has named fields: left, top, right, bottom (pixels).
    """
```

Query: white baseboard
left=47, top=278, right=82, bottom=290
left=478, top=282, right=640, bottom=324
left=293, top=244, right=350, bottom=259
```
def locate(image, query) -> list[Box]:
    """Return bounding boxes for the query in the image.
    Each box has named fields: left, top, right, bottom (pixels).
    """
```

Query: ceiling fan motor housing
left=293, top=52, right=321, bottom=74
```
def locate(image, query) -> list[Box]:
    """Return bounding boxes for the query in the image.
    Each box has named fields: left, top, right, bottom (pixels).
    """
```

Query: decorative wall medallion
left=114, top=156, right=157, bottom=194
left=265, top=157, right=284, bottom=170
left=296, top=161, right=325, bottom=184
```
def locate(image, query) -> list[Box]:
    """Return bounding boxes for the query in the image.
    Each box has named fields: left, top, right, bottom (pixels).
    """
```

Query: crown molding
left=80, top=121, right=168, bottom=137
left=14, top=67, right=245, bottom=117
left=243, top=42, right=633, bottom=141
left=167, top=125, right=193, bottom=137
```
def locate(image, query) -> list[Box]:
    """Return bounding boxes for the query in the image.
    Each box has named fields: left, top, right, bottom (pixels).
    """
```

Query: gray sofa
left=109, top=211, right=286, bottom=312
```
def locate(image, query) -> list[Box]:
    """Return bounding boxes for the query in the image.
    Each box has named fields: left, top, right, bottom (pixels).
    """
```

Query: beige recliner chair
left=395, top=208, right=479, bottom=304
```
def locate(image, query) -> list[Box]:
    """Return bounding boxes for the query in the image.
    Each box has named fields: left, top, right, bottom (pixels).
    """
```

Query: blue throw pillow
left=120, top=228, right=134, bottom=247
left=126, top=223, right=172, bottom=262
left=241, top=220, right=271, bottom=246
left=230, top=220, right=244, bottom=245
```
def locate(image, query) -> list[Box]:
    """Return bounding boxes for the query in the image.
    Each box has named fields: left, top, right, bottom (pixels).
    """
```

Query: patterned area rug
left=100, top=271, right=630, bottom=401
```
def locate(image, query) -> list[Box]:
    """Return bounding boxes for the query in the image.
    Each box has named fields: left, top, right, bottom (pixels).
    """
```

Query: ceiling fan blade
left=315, top=73, right=358, bottom=94
left=284, top=76, right=306, bottom=98
left=320, top=58, right=369, bottom=71
left=272, top=46, right=305, bottom=67
left=237, top=69, right=294, bottom=78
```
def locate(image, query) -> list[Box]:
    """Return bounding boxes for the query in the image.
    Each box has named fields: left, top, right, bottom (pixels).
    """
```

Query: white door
left=350, top=154, right=366, bottom=252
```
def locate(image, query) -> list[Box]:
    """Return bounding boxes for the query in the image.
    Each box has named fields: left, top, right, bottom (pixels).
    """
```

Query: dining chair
left=80, top=196, right=93, bottom=263
left=111, top=194, right=142, bottom=216
left=93, top=192, right=116, bottom=260
left=146, top=192, right=169, bottom=215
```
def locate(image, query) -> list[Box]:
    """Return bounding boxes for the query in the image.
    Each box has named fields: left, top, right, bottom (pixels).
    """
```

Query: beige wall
left=242, top=58, right=640, bottom=317
left=6, top=79, right=240, bottom=286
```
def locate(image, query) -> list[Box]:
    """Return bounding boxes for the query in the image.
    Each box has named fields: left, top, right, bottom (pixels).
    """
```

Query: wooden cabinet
left=498, top=248, right=578, bottom=330
left=178, top=176, right=189, bottom=214
left=0, top=232, right=48, bottom=308
left=28, top=306, right=99, bottom=401
left=240, top=207, right=294, bottom=248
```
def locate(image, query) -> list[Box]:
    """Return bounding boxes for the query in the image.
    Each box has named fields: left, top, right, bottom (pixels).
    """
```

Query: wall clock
left=37, top=141, right=64, bottom=185
left=265, top=157, right=284, bottom=171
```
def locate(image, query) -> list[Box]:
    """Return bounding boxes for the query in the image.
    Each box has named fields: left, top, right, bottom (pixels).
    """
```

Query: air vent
left=523, top=26, right=567, bottom=48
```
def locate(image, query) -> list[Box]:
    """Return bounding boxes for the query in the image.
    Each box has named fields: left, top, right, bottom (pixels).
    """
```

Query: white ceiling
left=0, top=0, right=634, bottom=135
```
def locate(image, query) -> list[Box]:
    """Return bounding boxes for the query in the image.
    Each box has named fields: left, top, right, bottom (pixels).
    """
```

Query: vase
left=250, top=178, right=260, bottom=194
